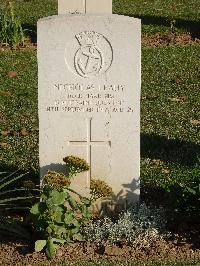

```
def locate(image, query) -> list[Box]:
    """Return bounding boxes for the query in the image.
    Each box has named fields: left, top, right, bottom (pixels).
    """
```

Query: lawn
left=1, top=46, right=199, bottom=201
left=0, top=0, right=200, bottom=265
left=1, top=0, right=199, bottom=35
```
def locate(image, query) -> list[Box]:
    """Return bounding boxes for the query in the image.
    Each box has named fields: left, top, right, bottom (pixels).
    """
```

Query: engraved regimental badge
left=65, top=31, right=113, bottom=78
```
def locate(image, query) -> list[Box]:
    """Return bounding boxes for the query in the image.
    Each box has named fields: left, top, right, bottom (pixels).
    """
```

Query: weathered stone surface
left=58, top=0, right=112, bottom=14
left=38, top=14, right=141, bottom=202
left=58, top=0, right=85, bottom=14
left=86, top=0, right=112, bottom=14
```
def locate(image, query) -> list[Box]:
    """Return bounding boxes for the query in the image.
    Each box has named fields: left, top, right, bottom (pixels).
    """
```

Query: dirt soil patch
left=0, top=232, right=200, bottom=265
left=0, top=33, right=199, bottom=52
left=142, top=32, right=200, bottom=47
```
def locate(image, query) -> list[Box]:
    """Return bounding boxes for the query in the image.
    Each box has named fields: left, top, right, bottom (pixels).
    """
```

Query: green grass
left=0, top=0, right=199, bottom=34
left=114, top=0, right=200, bottom=34
left=0, top=46, right=199, bottom=195
left=142, top=46, right=200, bottom=142
left=0, top=0, right=57, bottom=26
left=0, top=50, right=38, bottom=173
left=141, top=46, right=200, bottom=193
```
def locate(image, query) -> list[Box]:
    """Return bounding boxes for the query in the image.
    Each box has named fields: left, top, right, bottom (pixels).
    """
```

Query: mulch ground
left=0, top=230, right=200, bottom=265
left=142, top=32, right=200, bottom=47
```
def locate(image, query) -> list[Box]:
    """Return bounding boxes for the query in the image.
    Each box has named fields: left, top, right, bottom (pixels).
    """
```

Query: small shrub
left=31, top=185, right=92, bottom=259
left=31, top=155, right=114, bottom=259
left=0, top=2, right=25, bottom=48
left=31, top=156, right=92, bottom=259
left=84, top=203, right=167, bottom=244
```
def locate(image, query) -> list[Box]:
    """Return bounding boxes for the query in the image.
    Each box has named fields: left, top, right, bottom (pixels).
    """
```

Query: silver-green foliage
left=84, top=203, right=167, bottom=244
left=0, top=2, right=25, bottom=48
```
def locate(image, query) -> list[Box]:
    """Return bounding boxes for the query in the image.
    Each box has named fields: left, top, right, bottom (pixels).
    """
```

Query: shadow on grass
left=118, top=13, right=200, bottom=38
left=141, top=133, right=200, bottom=166
left=23, top=24, right=37, bottom=43
left=0, top=164, right=39, bottom=244
left=22, top=15, right=199, bottom=43
left=0, top=163, right=39, bottom=184
left=0, top=163, right=39, bottom=217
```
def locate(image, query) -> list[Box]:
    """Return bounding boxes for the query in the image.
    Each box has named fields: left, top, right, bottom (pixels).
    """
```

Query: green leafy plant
left=0, top=1, right=26, bottom=48
left=31, top=185, right=91, bottom=259
left=0, top=171, right=37, bottom=211
left=31, top=156, right=92, bottom=259
left=0, top=171, right=38, bottom=239
left=31, top=156, right=114, bottom=259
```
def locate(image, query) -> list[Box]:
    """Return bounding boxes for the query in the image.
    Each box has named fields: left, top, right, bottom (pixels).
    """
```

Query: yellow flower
left=43, top=171, right=71, bottom=190
left=63, top=156, right=89, bottom=172
left=90, top=179, right=113, bottom=199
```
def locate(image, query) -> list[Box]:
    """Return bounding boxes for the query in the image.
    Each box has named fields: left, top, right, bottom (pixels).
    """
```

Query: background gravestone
left=38, top=14, right=141, bottom=203
left=58, top=0, right=112, bottom=14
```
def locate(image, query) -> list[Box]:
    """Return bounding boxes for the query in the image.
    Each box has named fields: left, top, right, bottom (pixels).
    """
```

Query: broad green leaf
left=81, top=197, right=91, bottom=206
left=55, top=209, right=63, bottom=223
left=50, top=190, right=66, bottom=205
left=46, top=238, right=57, bottom=259
left=70, top=227, right=80, bottom=235
left=52, top=238, right=66, bottom=244
left=68, top=196, right=78, bottom=209
left=35, top=240, right=47, bottom=252
left=30, top=203, right=40, bottom=215
left=30, top=202, right=46, bottom=215
left=71, top=218, right=79, bottom=227
left=82, top=205, right=89, bottom=218
left=47, top=226, right=52, bottom=234
left=56, top=226, right=67, bottom=237
left=64, top=212, right=74, bottom=225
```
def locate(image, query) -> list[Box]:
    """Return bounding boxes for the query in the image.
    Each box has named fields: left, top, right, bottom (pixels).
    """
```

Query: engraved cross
left=68, top=118, right=111, bottom=179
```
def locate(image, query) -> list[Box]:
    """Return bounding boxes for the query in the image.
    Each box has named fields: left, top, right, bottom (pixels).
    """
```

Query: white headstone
left=38, top=14, right=141, bottom=204
left=58, top=0, right=85, bottom=14
left=58, top=0, right=112, bottom=15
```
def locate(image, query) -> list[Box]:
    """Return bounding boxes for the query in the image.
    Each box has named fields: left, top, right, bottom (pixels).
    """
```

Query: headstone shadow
left=22, top=24, right=37, bottom=43
left=141, top=133, right=200, bottom=166
left=117, top=13, right=200, bottom=39
left=40, top=163, right=69, bottom=178
left=92, top=178, right=140, bottom=217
